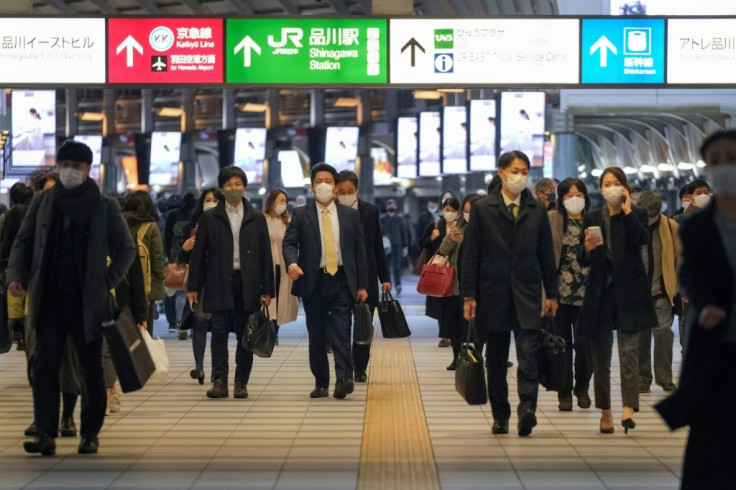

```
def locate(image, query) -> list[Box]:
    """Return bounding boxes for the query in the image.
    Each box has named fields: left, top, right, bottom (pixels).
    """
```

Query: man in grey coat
left=7, top=140, right=136, bottom=456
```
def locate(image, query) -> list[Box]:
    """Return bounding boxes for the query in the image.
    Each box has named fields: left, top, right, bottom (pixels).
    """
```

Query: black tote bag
left=102, top=305, right=155, bottom=393
left=455, top=319, right=488, bottom=405
left=353, top=302, right=374, bottom=345
left=377, top=291, right=411, bottom=339
left=242, top=304, right=276, bottom=358
left=538, top=316, right=567, bottom=392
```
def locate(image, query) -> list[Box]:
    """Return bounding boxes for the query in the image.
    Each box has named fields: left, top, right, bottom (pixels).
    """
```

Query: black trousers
left=303, top=269, right=354, bottom=388
left=482, top=329, right=540, bottom=421
left=34, top=307, right=105, bottom=439
left=552, top=304, right=593, bottom=396
left=389, top=244, right=403, bottom=287
left=210, top=273, right=253, bottom=384
left=191, top=316, right=209, bottom=373
left=440, top=295, right=467, bottom=364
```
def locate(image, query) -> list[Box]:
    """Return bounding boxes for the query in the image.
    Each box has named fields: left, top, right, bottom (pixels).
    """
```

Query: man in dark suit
left=336, top=170, right=391, bottom=383
left=283, top=163, right=369, bottom=399
left=187, top=166, right=274, bottom=400
left=462, top=151, right=559, bottom=437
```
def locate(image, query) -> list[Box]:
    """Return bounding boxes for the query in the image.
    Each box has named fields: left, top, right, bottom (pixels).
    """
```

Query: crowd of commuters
left=2, top=131, right=734, bottom=489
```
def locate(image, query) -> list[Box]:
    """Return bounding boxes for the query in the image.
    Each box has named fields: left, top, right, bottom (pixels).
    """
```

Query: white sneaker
left=109, top=381, right=122, bottom=413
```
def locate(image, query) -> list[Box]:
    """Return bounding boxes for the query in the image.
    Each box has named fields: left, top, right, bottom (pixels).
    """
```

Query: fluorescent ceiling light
left=591, top=169, right=603, bottom=177
left=258, top=187, right=267, bottom=195
left=333, top=97, right=359, bottom=108
left=678, top=162, right=694, bottom=170
left=414, top=90, right=442, bottom=100
left=696, top=160, right=706, bottom=168
left=78, top=112, right=105, bottom=122
left=624, top=166, right=638, bottom=174
left=437, top=89, right=464, bottom=93
left=658, top=163, right=674, bottom=171
left=157, top=107, right=183, bottom=117
left=640, top=165, right=656, bottom=173
left=241, top=103, right=268, bottom=112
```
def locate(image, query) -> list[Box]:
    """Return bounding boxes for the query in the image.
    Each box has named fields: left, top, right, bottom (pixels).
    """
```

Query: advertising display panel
left=234, top=128, right=267, bottom=184
left=500, top=92, right=545, bottom=168
left=11, top=90, right=56, bottom=169
left=396, top=117, right=418, bottom=179
left=324, top=126, right=359, bottom=172
left=418, top=112, right=441, bottom=177
left=469, top=99, right=497, bottom=172
left=442, top=106, right=467, bottom=174
left=149, top=131, right=181, bottom=186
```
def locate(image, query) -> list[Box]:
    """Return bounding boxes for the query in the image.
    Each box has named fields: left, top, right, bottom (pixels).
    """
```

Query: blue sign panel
left=581, top=18, right=665, bottom=84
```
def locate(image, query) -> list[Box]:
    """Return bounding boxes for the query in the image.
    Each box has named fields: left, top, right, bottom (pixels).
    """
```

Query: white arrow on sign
left=116, top=35, right=144, bottom=68
left=234, top=36, right=261, bottom=68
left=590, top=35, right=617, bottom=68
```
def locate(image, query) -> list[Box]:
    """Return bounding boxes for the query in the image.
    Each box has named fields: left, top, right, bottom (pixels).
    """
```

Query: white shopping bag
left=140, top=329, right=169, bottom=384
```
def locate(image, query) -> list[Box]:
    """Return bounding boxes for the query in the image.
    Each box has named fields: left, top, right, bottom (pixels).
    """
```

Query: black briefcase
left=538, top=316, right=567, bottom=392
left=102, top=305, right=155, bottom=393
left=455, top=319, right=488, bottom=405
left=378, top=291, right=411, bottom=339
left=242, top=304, right=276, bottom=358
left=353, top=302, right=374, bottom=345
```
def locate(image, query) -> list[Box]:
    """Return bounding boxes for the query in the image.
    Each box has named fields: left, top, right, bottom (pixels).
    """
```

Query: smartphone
left=587, top=226, right=603, bottom=242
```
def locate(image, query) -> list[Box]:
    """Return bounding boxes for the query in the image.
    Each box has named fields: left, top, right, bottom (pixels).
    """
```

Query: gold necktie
left=322, top=208, right=338, bottom=275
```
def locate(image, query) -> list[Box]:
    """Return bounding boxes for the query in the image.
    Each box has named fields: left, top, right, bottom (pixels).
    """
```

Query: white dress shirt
left=225, top=201, right=244, bottom=270
left=316, top=200, right=343, bottom=267
left=501, top=189, right=522, bottom=209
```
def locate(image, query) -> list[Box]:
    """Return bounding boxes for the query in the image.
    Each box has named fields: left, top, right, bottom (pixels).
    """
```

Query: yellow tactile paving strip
left=358, top=335, right=441, bottom=490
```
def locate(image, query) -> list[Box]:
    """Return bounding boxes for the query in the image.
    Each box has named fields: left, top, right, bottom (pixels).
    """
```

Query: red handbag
left=416, top=255, right=455, bottom=298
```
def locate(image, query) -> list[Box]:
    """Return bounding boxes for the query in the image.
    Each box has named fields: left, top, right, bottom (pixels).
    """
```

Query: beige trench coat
left=266, top=216, right=298, bottom=325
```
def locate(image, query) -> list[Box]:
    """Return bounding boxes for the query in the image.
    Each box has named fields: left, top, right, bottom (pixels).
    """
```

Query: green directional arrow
left=225, top=18, right=387, bottom=85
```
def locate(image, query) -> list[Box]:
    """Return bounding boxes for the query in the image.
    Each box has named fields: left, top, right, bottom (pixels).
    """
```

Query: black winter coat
left=576, top=207, right=657, bottom=339
left=358, top=200, right=390, bottom=312
left=460, top=187, right=558, bottom=336
left=187, top=199, right=274, bottom=313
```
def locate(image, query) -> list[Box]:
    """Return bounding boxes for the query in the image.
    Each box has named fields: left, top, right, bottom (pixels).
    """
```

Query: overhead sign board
left=581, top=18, right=665, bottom=84
left=389, top=19, right=580, bottom=85
left=226, top=18, right=387, bottom=84
left=0, top=18, right=105, bottom=84
left=667, top=18, right=736, bottom=84
left=108, top=18, right=224, bottom=84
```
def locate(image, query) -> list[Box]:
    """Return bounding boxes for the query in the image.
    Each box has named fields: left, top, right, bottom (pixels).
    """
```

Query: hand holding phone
left=585, top=226, right=603, bottom=251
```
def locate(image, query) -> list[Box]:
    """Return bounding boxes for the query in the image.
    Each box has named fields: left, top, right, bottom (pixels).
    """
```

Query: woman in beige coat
left=264, top=189, right=298, bottom=344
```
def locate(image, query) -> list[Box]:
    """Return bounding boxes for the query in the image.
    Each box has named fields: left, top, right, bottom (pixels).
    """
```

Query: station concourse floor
left=0, top=277, right=687, bottom=490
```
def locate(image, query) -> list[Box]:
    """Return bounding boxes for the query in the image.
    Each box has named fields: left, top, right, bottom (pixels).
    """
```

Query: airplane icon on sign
left=152, top=56, right=167, bottom=71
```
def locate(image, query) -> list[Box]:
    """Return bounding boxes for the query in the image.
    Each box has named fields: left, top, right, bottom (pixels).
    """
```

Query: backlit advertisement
left=442, top=106, right=467, bottom=174
left=149, top=131, right=181, bottom=186
left=418, top=112, right=440, bottom=177
left=469, top=99, right=497, bottom=172
left=396, top=117, right=417, bottom=179
left=500, top=92, right=545, bottom=168
left=234, top=128, right=267, bottom=184
left=11, top=90, right=56, bottom=168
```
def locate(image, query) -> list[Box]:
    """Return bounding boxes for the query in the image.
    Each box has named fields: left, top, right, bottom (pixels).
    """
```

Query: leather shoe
left=639, top=385, right=651, bottom=394
left=518, top=410, right=537, bottom=437
left=190, top=369, right=205, bottom=385
left=354, top=370, right=368, bottom=383
left=24, top=421, right=37, bottom=437
left=491, top=419, right=509, bottom=434
left=557, top=393, right=573, bottom=412
left=206, top=379, right=229, bottom=399
left=78, top=436, right=99, bottom=454
left=446, top=360, right=456, bottom=371
left=574, top=386, right=592, bottom=409
left=333, top=378, right=355, bottom=399
left=310, top=387, right=329, bottom=398
left=59, top=417, right=77, bottom=437
left=24, top=433, right=56, bottom=456
left=657, top=381, right=677, bottom=393
left=233, top=382, right=248, bottom=399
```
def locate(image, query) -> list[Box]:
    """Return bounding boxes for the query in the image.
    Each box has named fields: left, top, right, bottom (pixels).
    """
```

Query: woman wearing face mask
left=264, top=189, right=298, bottom=346
left=578, top=167, right=657, bottom=434
left=548, top=178, right=594, bottom=412
left=419, top=196, right=460, bottom=348
left=177, top=188, right=222, bottom=384
left=437, top=194, right=482, bottom=370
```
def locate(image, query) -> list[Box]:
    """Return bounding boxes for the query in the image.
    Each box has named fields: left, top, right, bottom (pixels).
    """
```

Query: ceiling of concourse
left=30, top=0, right=559, bottom=16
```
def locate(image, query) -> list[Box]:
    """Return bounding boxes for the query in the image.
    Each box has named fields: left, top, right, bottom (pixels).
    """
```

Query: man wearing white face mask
left=380, top=198, right=409, bottom=296
left=336, top=170, right=391, bottom=383
left=462, top=151, right=559, bottom=437
left=283, top=163, right=369, bottom=399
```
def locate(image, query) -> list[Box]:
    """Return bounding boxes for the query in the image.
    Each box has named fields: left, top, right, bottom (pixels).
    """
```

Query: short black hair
left=556, top=177, right=591, bottom=217
left=336, top=170, right=359, bottom=188
left=461, top=193, right=482, bottom=212
left=124, top=190, right=160, bottom=221
left=497, top=151, right=530, bottom=170
left=699, top=130, right=736, bottom=160
left=310, top=162, right=338, bottom=184
left=57, top=139, right=93, bottom=166
left=679, top=184, right=690, bottom=199
left=10, top=182, right=33, bottom=206
left=218, top=166, right=248, bottom=188
left=687, top=179, right=710, bottom=194
left=487, top=174, right=503, bottom=193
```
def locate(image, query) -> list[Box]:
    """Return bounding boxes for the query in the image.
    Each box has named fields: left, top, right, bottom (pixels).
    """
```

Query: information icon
left=434, top=53, right=454, bottom=73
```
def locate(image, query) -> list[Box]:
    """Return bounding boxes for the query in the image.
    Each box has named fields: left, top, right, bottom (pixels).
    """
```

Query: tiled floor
left=0, top=280, right=687, bottom=489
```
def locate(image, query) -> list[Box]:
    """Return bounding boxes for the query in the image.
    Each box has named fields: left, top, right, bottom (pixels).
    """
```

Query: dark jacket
left=576, top=206, right=657, bottom=339
left=419, top=218, right=447, bottom=320
left=460, top=187, right=558, bottom=336
left=187, top=199, right=274, bottom=313
left=415, top=209, right=437, bottom=246
left=1, top=204, right=29, bottom=269
left=283, top=201, right=368, bottom=300
left=380, top=213, right=409, bottom=248
left=358, top=200, right=390, bottom=311
left=6, top=188, right=136, bottom=344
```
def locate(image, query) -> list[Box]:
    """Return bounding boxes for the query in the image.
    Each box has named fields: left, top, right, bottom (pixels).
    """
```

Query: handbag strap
left=464, top=318, right=480, bottom=346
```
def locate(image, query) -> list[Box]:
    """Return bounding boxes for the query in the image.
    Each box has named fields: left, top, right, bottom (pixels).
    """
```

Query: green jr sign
left=226, top=19, right=388, bottom=84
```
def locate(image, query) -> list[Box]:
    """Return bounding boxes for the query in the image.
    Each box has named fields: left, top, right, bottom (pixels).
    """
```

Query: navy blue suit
left=283, top=201, right=368, bottom=388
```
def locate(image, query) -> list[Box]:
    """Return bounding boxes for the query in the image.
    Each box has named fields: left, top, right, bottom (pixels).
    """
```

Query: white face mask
left=274, top=203, right=288, bottom=215
left=202, top=201, right=217, bottom=212
left=444, top=211, right=458, bottom=223
left=563, top=196, right=585, bottom=216
left=708, top=164, right=736, bottom=196
left=693, top=193, right=711, bottom=208
left=682, top=201, right=692, bottom=210
left=463, top=212, right=470, bottom=223
left=313, top=182, right=335, bottom=203
left=338, top=194, right=358, bottom=207
left=504, top=172, right=528, bottom=195
left=59, top=168, right=86, bottom=189
left=602, top=185, right=624, bottom=206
